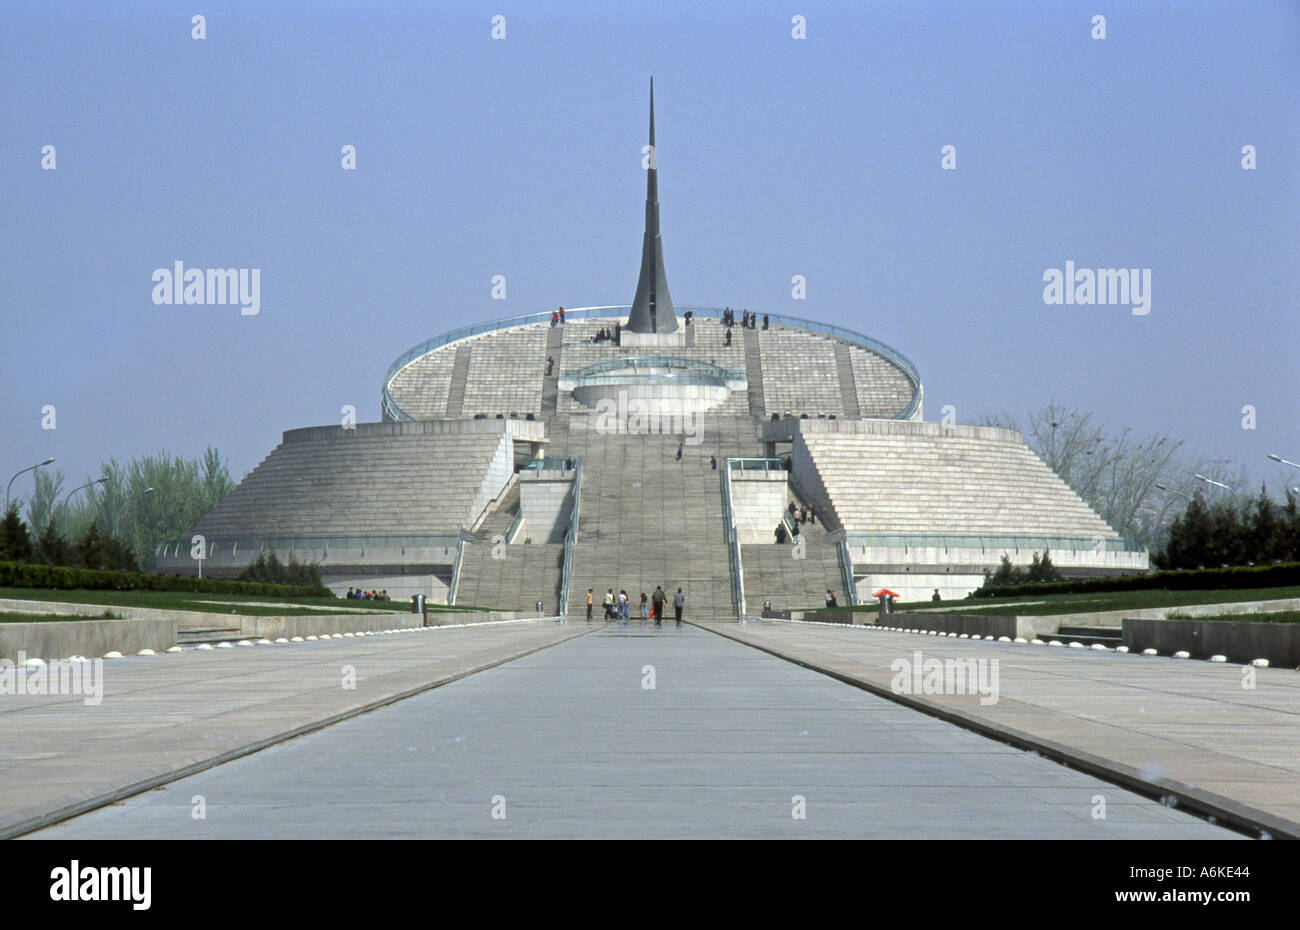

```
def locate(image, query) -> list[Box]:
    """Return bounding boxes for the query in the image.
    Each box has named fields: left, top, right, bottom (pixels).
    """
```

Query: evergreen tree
left=32, top=521, right=74, bottom=567
left=0, top=503, right=33, bottom=562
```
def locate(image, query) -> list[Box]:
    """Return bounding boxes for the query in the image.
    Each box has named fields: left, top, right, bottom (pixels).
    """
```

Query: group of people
left=774, top=500, right=815, bottom=544
left=722, top=307, right=767, bottom=330
left=587, top=586, right=686, bottom=626
left=346, top=588, right=390, bottom=601
left=550, top=307, right=566, bottom=326
left=789, top=500, right=816, bottom=525
left=589, top=323, right=620, bottom=344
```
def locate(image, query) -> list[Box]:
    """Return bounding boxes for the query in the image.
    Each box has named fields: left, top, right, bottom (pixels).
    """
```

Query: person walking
left=651, top=586, right=666, bottom=626
left=775, top=523, right=787, bottom=544
left=586, top=588, right=593, bottom=621
left=603, top=588, right=615, bottom=620
left=639, top=592, right=649, bottom=630
left=676, top=441, right=683, bottom=462
left=673, top=588, right=685, bottom=626
left=619, top=589, right=629, bottom=624
left=710, top=456, right=717, bottom=470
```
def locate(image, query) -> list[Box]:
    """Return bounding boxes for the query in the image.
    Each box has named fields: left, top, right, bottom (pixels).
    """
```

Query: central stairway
left=562, top=417, right=757, bottom=621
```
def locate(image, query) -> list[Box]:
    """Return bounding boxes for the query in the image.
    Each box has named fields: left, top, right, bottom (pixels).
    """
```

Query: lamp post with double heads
left=61, top=478, right=108, bottom=538
left=5, top=458, right=55, bottom=512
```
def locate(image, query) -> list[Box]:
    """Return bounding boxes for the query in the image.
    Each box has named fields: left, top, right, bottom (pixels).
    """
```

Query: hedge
left=0, top=560, right=332, bottom=599
left=970, top=561, right=1300, bottom=599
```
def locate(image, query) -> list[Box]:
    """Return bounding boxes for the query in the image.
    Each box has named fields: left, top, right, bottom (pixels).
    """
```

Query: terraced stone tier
left=192, top=421, right=519, bottom=539
left=387, top=314, right=917, bottom=424
left=791, top=420, right=1118, bottom=539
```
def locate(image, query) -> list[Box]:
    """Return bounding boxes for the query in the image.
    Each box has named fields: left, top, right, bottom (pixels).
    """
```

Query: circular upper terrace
left=382, top=305, right=922, bottom=423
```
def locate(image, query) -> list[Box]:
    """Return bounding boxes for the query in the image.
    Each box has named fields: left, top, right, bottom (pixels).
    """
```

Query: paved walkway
left=701, top=620, right=1300, bottom=837
left=0, top=620, right=590, bottom=838
left=28, top=625, right=1233, bottom=839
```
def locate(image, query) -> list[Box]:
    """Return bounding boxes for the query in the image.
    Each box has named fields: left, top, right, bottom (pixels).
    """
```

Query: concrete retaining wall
left=1123, top=618, right=1300, bottom=666
left=883, top=612, right=1019, bottom=639
left=0, top=618, right=176, bottom=662
left=0, top=599, right=535, bottom=660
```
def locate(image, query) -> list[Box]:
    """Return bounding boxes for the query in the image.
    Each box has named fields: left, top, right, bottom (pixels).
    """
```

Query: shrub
left=969, top=560, right=1300, bottom=599
left=0, top=559, right=331, bottom=598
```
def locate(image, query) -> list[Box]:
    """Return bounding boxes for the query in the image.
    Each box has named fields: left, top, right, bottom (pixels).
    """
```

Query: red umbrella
left=873, top=589, right=898, bottom=599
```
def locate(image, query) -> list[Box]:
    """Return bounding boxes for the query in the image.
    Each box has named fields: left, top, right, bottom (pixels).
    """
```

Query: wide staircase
left=474, top=479, right=521, bottom=540
left=562, top=423, right=752, bottom=621
left=454, top=541, right=565, bottom=615
left=741, top=531, right=845, bottom=613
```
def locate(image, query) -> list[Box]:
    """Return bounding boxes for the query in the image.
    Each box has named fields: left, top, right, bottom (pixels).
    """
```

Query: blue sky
left=3, top=0, right=1298, bottom=497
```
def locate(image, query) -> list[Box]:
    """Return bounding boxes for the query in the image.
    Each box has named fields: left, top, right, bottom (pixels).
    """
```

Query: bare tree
left=978, top=402, right=1186, bottom=549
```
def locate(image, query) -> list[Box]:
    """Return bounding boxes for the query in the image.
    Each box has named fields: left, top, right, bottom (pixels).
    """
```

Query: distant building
left=160, top=80, right=1147, bottom=612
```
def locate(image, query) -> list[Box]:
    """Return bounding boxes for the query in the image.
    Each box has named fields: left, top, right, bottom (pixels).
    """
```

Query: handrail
left=448, top=533, right=468, bottom=605
left=558, top=456, right=582, bottom=616
left=842, top=533, right=1146, bottom=553
left=470, top=473, right=518, bottom=534
left=721, top=457, right=747, bottom=618
left=383, top=304, right=921, bottom=423
left=505, top=509, right=524, bottom=544
left=831, top=530, right=859, bottom=606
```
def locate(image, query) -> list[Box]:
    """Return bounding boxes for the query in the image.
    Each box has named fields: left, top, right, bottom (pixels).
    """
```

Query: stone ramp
left=28, top=625, right=1234, bottom=840
left=0, top=620, right=591, bottom=839
left=698, top=619, right=1300, bottom=838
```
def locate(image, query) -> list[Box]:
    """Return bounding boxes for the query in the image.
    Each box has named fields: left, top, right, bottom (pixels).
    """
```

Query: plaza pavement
left=27, top=624, right=1233, bottom=839
left=0, top=619, right=591, bottom=838
left=698, top=619, right=1300, bottom=838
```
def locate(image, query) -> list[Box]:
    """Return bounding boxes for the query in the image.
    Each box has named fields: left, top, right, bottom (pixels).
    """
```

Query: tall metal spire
left=627, top=76, right=677, bottom=334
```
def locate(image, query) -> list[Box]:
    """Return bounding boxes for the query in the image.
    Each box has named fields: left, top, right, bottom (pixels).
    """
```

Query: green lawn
left=0, top=609, right=119, bottom=623
left=814, top=585, right=1300, bottom=618
left=1165, top=609, right=1300, bottom=624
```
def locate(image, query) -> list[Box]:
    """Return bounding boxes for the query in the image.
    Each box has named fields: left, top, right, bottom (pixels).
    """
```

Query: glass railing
left=521, top=457, right=578, bottom=471
left=567, top=372, right=735, bottom=389
left=558, top=456, right=582, bottom=616
left=383, top=304, right=922, bottom=422
left=842, top=533, right=1146, bottom=553
left=565, top=354, right=745, bottom=381
left=721, top=458, right=747, bottom=617
left=727, top=457, right=787, bottom=474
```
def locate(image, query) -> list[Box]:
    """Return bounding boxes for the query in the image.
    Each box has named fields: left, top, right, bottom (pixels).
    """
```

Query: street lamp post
left=1153, top=483, right=1194, bottom=503
left=61, top=478, right=108, bottom=538
left=114, top=487, right=155, bottom=538
left=1268, top=453, right=1300, bottom=470
left=5, top=458, right=55, bottom=512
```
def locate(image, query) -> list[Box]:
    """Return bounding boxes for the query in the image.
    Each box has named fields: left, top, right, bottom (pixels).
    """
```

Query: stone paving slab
left=697, top=620, right=1300, bottom=837
left=28, top=625, right=1234, bottom=839
left=0, top=620, right=594, bottom=838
